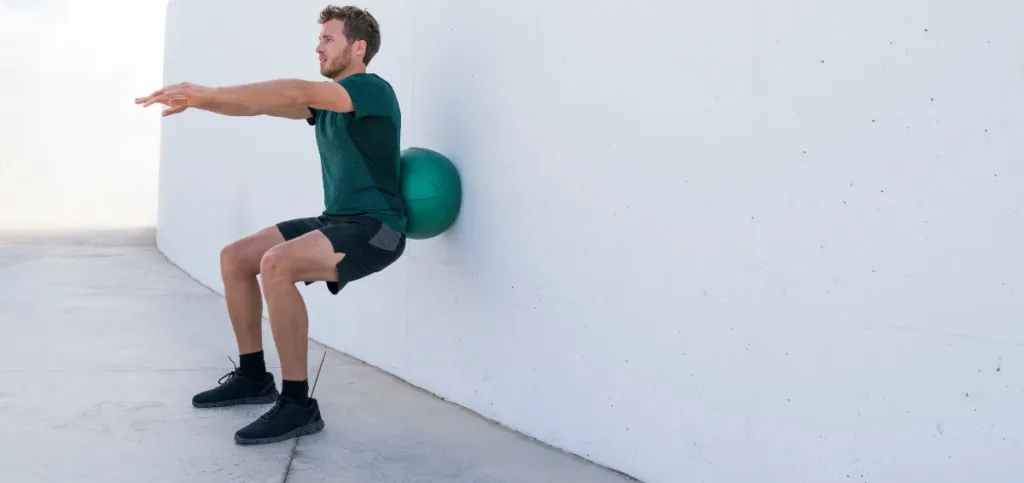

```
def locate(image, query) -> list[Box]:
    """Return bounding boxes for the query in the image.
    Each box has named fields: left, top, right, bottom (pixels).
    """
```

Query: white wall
left=0, top=0, right=166, bottom=229
left=156, top=1, right=1024, bottom=481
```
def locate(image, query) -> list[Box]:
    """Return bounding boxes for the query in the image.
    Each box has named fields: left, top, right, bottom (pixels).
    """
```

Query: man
left=135, top=5, right=405, bottom=445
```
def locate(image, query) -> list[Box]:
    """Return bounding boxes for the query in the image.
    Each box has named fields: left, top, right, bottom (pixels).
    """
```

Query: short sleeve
left=306, top=107, right=318, bottom=126
left=338, top=74, right=393, bottom=119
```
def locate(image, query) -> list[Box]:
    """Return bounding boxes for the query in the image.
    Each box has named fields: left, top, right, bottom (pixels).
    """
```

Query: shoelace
left=217, top=356, right=241, bottom=385
left=260, top=398, right=287, bottom=421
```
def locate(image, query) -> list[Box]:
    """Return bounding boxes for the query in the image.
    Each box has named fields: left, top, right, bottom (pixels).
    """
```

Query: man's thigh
left=274, top=216, right=407, bottom=294
left=262, top=229, right=344, bottom=283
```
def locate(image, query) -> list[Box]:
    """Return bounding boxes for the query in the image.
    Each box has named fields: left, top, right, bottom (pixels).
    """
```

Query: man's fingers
left=140, top=94, right=164, bottom=107
left=142, top=91, right=185, bottom=108
left=162, top=105, right=188, bottom=116
left=152, top=83, right=185, bottom=97
left=135, top=87, right=167, bottom=104
left=136, top=83, right=188, bottom=104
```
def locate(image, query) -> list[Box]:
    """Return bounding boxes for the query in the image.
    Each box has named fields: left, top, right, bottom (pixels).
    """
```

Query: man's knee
left=221, top=227, right=285, bottom=278
left=259, top=248, right=295, bottom=286
left=221, top=239, right=260, bottom=278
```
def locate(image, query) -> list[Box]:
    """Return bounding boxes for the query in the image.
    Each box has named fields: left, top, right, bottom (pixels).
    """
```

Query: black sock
left=238, top=351, right=266, bottom=379
left=282, top=379, right=309, bottom=405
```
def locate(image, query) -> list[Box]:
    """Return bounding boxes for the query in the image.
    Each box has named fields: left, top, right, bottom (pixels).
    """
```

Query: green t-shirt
left=306, top=73, right=406, bottom=233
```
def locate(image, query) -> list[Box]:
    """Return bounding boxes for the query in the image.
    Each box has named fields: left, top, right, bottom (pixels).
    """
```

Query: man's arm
left=141, top=100, right=311, bottom=119
left=211, top=79, right=353, bottom=115
left=187, top=102, right=311, bottom=119
left=258, top=106, right=315, bottom=119
left=136, top=80, right=324, bottom=119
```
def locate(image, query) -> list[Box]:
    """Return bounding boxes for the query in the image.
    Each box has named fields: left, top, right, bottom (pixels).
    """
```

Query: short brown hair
left=318, top=5, right=382, bottom=65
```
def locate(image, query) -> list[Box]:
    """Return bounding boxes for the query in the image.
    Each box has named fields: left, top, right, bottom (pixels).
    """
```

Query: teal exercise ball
left=399, top=147, right=462, bottom=240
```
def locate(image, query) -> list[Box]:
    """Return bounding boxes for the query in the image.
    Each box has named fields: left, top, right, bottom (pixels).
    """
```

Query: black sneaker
left=192, top=365, right=279, bottom=408
left=234, top=396, right=325, bottom=445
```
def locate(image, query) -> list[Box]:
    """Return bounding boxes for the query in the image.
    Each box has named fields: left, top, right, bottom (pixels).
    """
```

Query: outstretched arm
left=187, top=101, right=312, bottom=119
left=212, top=79, right=354, bottom=114
left=135, top=79, right=353, bottom=119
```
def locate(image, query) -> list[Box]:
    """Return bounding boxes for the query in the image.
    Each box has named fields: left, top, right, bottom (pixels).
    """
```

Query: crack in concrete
left=281, top=350, right=328, bottom=483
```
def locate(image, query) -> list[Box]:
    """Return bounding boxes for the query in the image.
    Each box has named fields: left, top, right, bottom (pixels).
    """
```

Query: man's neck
left=333, top=65, right=367, bottom=82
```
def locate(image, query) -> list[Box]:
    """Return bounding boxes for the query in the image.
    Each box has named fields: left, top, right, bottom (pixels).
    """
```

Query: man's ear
left=355, top=40, right=367, bottom=61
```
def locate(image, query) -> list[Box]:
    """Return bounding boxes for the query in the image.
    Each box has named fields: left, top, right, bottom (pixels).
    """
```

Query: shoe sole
left=192, top=392, right=280, bottom=408
left=234, top=419, right=326, bottom=445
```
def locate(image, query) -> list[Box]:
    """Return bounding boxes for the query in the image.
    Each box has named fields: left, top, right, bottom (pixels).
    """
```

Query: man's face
left=317, top=19, right=357, bottom=79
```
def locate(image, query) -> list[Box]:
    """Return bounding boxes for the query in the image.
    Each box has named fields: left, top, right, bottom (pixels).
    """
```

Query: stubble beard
left=321, top=51, right=351, bottom=80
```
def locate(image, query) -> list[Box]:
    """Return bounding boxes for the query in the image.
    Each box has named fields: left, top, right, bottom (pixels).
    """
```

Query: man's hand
left=135, top=82, right=216, bottom=117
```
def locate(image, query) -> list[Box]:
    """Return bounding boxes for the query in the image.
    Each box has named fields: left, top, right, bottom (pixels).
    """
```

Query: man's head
left=316, top=5, right=381, bottom=80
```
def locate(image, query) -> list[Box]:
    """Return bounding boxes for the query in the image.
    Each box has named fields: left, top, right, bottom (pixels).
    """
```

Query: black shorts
left=275, top=214, right=406, bottom=294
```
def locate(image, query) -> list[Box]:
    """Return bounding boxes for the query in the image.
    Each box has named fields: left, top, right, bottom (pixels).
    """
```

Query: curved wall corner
left=157, top=1, right=1024, bottom=482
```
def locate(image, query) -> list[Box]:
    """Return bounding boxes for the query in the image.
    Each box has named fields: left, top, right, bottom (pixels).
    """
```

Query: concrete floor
left=0, top=227, right=637, bottom=483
